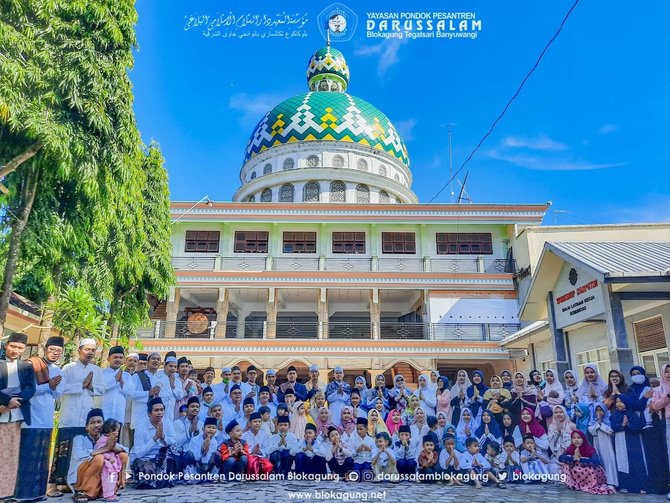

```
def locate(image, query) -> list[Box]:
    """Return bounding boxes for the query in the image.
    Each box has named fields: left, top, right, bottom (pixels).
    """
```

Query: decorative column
left=215, top=288, right=229, bottom=338
left=370, top=289, right=381, bottom=340
left=236, top=309, right=247, bottom=339
left=317, top=288, right=328, bottom=339
left=266, top=288, right=278, bottom=339
left=164, top=287, right=180, bottom=338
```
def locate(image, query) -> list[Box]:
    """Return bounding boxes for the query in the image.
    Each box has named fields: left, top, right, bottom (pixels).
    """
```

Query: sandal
left=47, top=490, right=64, bottom=498
left=72, top=491, right=89, bottom=503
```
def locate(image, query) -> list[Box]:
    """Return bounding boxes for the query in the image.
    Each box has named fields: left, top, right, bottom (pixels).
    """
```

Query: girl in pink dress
left=94, top=419, right=124, bottom=501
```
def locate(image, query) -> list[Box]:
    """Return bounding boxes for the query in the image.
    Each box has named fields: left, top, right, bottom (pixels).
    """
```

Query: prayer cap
left=225, top=419, right=239, bottom=434
left=128, top=353, right=139, bottom=359
left=247, top=365, right=257, bottom=372
left=249, top=412, right=261, bottom=421
left=187, top=396, right=200, bottom=405
left=398, top=425, right=410, bottom=433
left=334, top=366, right=344, bottom=372
left=45, top=336, right=64, bottom=348
left=309, top=364, right=319, bottom=372
left=230, top=384, right=241, bottom=392
left=243, top=397, right=255, bottom=406
left=202, top=386, right=213, bottom=395
left=204, top=417, right=217, bottom=427
left=258, top=406, right=271, bottom=415
left=177, top=357, right=189, bottom=366
left=79, top=338, right=96, bottom=348
left=221, top=367, right=232, bottom=373
left=165, top=356, right=177, bottom=364
left=283, top=388, right=295, bottom=396
left=327, top=425, right=338, bottom=435
left=86, top=408, right=104, bottom=423
left=305, top=423, right=317, bottom=432
left=109, top=345, right=124, bottom=356
left=266, top=369, right=276, bottom=376
left=147, top=397, right=164, bottom=413
left=287, top=366, right=297, bottom=373
left=138, top=353, right=148, bottom=361
left=356, top=417, right=367, bottom=426
left=259, top=386, right=270, bottom=394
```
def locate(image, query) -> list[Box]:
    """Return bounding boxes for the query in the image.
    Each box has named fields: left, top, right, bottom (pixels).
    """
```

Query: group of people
left=3, top=331, right=670, bottom=501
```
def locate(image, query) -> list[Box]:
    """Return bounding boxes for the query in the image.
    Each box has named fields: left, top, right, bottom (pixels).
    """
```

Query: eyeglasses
left=46, top=348, right=64, bottom=353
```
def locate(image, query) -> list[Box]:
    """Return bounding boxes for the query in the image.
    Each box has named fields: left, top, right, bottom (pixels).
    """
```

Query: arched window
left=318, top=80, right=329, bottom=91
left=280, top=183, right=294, bottom=202
left=357, top=159, right=369, bottom=171
left=250, top=171, right=256, bottom=180
left=303, top=181, right=320, bottom=202
left=283, top=158, right=294, bottom=170
left=394, top=173, right=400, bottom=182
left=332, top=155, right=344, bottom=168
left=379, top=164, right=387, bottom=177
left=307, top=155, right=320, bottom=168
left=379, top=190, right=390, bottom=203
left=330, top=181, right=346, bottom=202
left=263, top=163, right=272, bottom=175
left=247, top=195, right=256, bottom=202
left=356, top=184, right=370, bottom=203
left=261, top=188, right=272, bottom=202
left=396, top=197, right=403, bottom=204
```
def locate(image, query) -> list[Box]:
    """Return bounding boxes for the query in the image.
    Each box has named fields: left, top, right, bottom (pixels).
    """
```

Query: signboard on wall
left=552, top=263, right=605, bottom=329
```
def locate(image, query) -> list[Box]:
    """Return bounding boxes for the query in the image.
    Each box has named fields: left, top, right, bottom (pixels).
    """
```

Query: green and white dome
left=306, top=46, right=350, bottom=92
left=244, top=92, right=410, bottom=168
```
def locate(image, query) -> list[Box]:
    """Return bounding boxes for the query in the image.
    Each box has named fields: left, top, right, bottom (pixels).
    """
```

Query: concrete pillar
left=164, top=287, right=180, bottom=338
left=547, top=292, right=570, bottom=377
left=370, top=289, right=380, bottom=340
left=603, top=285, right=634, bottom=375
left=236, top=310, right=247, bottom=339
left=266, top=288, right=278, bottom=339
left=317, top=288, right=328, bottom=339
left=215, top=288, right=229, bottom=338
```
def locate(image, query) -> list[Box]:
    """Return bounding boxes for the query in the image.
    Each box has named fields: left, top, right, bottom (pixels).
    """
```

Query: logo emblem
left=318, top=3, right=358, bottom=42
left=568, top=267, right=578, bottom=286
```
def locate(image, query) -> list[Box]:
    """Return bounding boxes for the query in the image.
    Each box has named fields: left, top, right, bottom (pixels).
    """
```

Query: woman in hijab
left=339, top=406, right=357, bottom=439
left=402, top=394, right=420, bottom=426
left=611, top=394, right=650, bottom=493
left=428, top=370, right=440, bottom=393
left=435, top=376, right=453, bottom=423
left=385, top=408, right=404, bottom=439
left=465, top=370, right=488, bottom=421
left=449, top=370, right=471, bottom=429
left=500, top=370, right=513, bottom=390
left=414, top=374, right=437, bottom=416
left=455, top=407, right=478, bottom=447
left=314, top=406, right=336, bottom=440
left=368, top=408, right=390, bottom=437
left=576, top=364, right=607, bottom=412
left=541, top=369, right=565, bottom=428
left=474, top=409, right=502, bottom=454
left=501, top=412, right=523, bottom=448
left=649, top=363, right=670, bottom=495
left=410, top=407, right=429, bottom=440
left=559, top=429, right=615, bottom=495
left=435, top=411, right=448, bottom=440
left=482, top=374, right=512, bottom=427
left=602, top=369, right=628, bottom=410
left=354, top=376, right=370, bottom=411
left=563, top=369, right=581, bottom=418
left=547, top=404, right=575, bottom=463
left=587, top=401, right=617, bottom=487
left=573, top=403, right=591, bottom=436
left=388, top=375, right=410, bottom=412
left=367, top=374, right=390, bottom=410
left=509, top=372, right=537, bottom=424
left=289, top=401, right=313, bottom=440
left=519, top=407, right=549, bottom=452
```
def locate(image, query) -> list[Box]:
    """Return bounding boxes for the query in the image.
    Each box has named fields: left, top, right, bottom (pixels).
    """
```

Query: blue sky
left=131, top=0, right=670, bottom=225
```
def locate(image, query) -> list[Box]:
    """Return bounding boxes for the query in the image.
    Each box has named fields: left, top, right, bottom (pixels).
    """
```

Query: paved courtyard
left=117, top=481, right=668, bottom=503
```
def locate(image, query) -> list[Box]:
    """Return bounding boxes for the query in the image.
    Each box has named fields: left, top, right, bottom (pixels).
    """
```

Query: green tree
left=0, top=0, right=142, bottom=334
left=49, top=284, right=106, bottom=362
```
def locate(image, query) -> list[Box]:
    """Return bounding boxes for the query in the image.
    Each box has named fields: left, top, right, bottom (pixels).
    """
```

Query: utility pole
left=447, top=123, right=457, bottom=203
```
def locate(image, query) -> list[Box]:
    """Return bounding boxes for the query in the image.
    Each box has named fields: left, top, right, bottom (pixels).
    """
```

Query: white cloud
left=228, top=93, right=283, bottom=127
left=598, top=124, right=618, bottom=134
left=395, top=118, right=417, bottom=142
left=487, top=148, right=625, bottom=171
left=501, top=134, right=567, bottom=152
left=354, top=38, right=407, bottom=76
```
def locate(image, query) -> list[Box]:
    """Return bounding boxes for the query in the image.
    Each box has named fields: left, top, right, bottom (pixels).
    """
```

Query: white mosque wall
left=428, top=296, right=519, bottom=325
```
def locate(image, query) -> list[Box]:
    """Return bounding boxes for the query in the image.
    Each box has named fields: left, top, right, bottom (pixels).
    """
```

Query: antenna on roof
left=456, top=172, right=473, bottom=204
left=326, top=28, right=331, bottom=46
left=447, top=123, right=457, bottom=202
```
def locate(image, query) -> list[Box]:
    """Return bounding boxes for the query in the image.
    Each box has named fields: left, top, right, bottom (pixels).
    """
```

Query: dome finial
left=326, top=28, right=331, bottom=47
left=306, top=45, right=349, bottom=92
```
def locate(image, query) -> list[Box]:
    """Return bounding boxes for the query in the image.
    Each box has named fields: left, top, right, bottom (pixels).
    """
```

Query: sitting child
left=218, top=420, right=250, bottom=479
left=188, top=417, right=221, bottom=477
left=265, top=416, right=297, bottom=477
left=417, top=436, right=440, bottom=483
left=371, top=432, right=398, bottom=480
left=498, top=435, right=523, bottom=483
left=258, top=406, right=275, bottom=435
left=484, top=441, right=506, bottom=488
left=520, top=434, right=551, bottom=482
left=349, top=417, right=375, bottom=479
left=459, top=437, right=504, bottom=489
left=318, top=426, right=354, bottom=478
left=392, top=425, right=419, bottom=476
left=291, top=423, right=327, bottom=476
left=95, top=419, right=124, bottom=501
left=438, top=433, right=462, bottom=486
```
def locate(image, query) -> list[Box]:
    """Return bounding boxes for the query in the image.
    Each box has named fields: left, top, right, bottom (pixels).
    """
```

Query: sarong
left=14, top=428, right=53, bottom=500
left=49, top=426, right=86, bottom=485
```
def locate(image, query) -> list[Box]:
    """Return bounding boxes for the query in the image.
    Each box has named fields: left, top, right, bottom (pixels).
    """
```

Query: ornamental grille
left=332, top=155, right=344, bottom=168
left=263, top=163, right=272, bottom=174
left=304, top=181, right=320, bottom=202
left=379, top=190, right=390, bottom=203
left=307, top=155, right=320, bottom=167
left=261, top=188, right=272, bottom=202
left=357, top=159, right=369, bottom=171
left=330, top=181, right=346, bottom=202
left=280, top=184, right=294, bottom=202
left=379, top=165, right=387, bottom=177
left=283, top=158, right=294, bottom=170
left=356, top=184, right=370, bottom=203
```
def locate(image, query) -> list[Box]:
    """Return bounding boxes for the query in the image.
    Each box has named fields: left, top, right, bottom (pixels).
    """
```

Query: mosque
left=138, top=43, right=549, bottom=386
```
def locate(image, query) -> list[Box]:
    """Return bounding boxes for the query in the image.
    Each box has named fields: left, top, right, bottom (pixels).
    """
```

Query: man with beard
left=278, top=366, right=307, bottom=402
left=50, top=338, right=105, bottom=490
left=0, top=332, right=36, bottom=501
left=128, top=352, right=172, bottom=433
left=101, top=346, right=132, bottom=424
left=17, top=336, right=64, bottom=501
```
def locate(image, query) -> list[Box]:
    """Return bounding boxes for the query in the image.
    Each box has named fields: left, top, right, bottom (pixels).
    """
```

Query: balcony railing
left=172, top=255, right=516, bottom=274
left=137, top=320, right=519, bottom=342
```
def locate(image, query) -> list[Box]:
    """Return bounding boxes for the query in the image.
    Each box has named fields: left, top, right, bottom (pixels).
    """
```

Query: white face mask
left=631, top=374, right=646, bottom=385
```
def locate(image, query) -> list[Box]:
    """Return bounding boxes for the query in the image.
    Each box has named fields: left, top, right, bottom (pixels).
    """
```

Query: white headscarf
left=576, top=364, right=607, bottom=402
left=450, top=369, right=472, bottom=396
left=543, top=368, right=565, bottom=403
